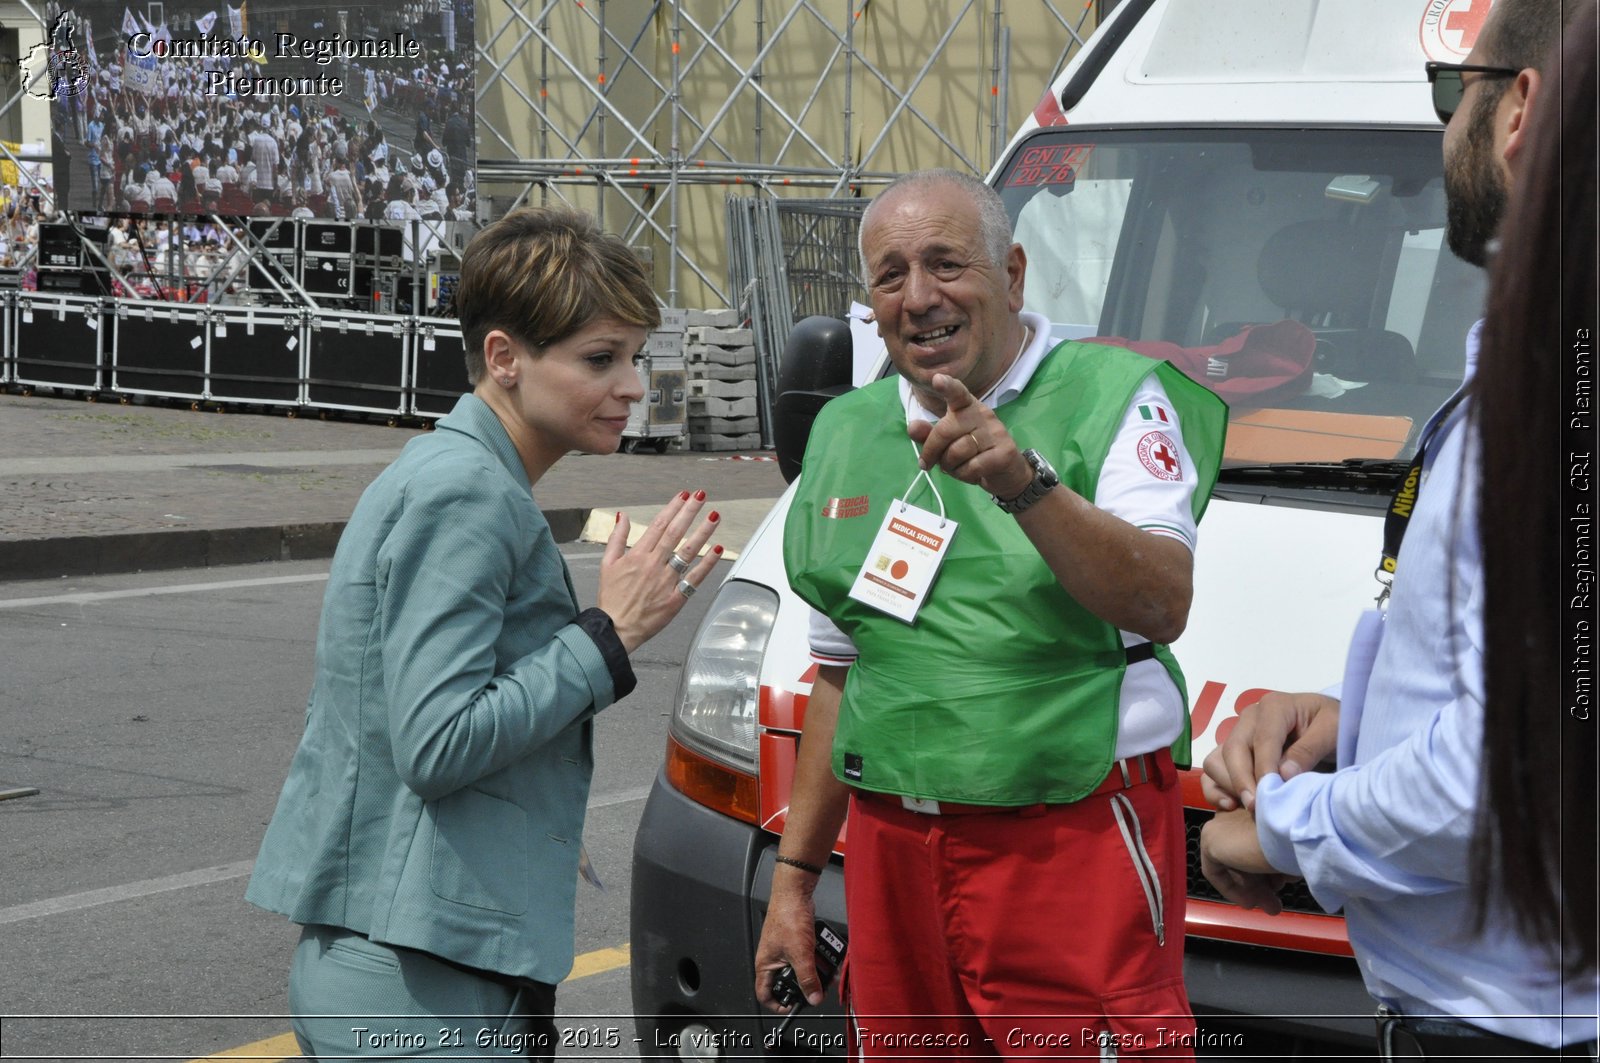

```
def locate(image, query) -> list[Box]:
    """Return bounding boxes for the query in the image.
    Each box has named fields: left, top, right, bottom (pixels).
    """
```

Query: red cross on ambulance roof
left=1446, top=0, right=1494, bottom=50
left=1421, top=0, right=1494, bottom=62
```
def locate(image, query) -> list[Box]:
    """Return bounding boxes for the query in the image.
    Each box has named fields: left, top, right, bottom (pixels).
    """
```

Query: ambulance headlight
left=670, top=580, right=775, bottom=773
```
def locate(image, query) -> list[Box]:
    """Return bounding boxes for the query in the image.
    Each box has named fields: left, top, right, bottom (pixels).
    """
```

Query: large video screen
left=38, top=1, right=475, bottom=221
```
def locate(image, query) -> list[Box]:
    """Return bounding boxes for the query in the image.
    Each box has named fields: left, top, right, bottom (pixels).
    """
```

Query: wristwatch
left=994, top=448, right=1059, bottom=514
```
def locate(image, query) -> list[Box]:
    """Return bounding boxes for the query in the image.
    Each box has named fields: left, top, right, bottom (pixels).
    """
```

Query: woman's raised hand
left=598, top=490, right=723, bottom=653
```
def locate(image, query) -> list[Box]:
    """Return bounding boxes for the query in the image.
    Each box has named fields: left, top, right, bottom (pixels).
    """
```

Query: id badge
left=846, top=499, right=957, bottom=624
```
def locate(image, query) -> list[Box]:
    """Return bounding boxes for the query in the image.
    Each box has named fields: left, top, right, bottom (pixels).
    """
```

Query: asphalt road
left=0, top=547, right=713, bottom=1062
left=0, top=551, right=1365, bottom=1062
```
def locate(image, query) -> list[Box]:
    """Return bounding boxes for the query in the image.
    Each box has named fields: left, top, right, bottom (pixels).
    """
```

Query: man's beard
left=1444, top=91, right=1509, bottom=268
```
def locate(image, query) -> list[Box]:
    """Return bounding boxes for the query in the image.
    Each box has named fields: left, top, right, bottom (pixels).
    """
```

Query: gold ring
left=969, top=432, right=981, bottom=452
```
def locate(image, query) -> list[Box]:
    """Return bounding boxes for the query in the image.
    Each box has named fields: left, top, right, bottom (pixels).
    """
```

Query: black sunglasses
left=1424, top=61, right=1521, bottom=124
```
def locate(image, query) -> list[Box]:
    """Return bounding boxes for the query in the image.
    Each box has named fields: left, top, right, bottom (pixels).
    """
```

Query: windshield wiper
left=1217, top=458, right=1411, bottom=491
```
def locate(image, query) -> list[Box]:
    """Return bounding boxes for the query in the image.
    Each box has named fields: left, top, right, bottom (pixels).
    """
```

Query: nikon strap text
left=1377, top=389, right=1467, bottom=600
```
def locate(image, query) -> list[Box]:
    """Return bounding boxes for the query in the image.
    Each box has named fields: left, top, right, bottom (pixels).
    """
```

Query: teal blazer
left=246, top=393, right=620, bottom=984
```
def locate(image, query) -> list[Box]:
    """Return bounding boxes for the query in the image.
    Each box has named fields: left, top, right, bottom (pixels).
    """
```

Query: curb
left=0, top=508, right=591, bottom=582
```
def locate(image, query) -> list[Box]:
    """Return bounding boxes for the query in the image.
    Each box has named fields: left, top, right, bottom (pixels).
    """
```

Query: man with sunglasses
left=1199, top=0, right=1599, bottom=1058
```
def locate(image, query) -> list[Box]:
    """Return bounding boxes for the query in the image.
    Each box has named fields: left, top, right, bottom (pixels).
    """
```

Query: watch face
left=1024, top=449, right=1058, bottom=487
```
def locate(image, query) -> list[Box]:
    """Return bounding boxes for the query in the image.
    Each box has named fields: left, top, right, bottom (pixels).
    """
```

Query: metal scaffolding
left=474, top=0, right=1100, bottom=308
left=0, top=0, right=1100, bottom=310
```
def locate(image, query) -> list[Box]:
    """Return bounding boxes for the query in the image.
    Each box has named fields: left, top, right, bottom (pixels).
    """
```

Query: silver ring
left=668, top=552, right=692, bottom=575
left=676, top=579, right=696, bottom=599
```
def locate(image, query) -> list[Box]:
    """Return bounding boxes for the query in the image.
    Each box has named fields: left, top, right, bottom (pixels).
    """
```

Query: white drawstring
left=899, top=434, right=948, bottom=527
left=895, top=325, right=1031, bottom=531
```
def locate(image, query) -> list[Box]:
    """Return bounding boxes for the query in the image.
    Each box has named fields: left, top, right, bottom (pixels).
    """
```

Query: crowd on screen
left=56, top=2, right=474, bottom=222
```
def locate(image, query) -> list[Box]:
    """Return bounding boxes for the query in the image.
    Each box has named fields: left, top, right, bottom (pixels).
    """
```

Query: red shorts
left=840, top=755, right=1193, bottom=1060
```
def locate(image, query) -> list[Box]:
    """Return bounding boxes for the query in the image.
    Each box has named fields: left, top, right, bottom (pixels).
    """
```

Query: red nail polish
left=680, top=490, right=690, bottom=501
left=709, top=511, right=720, bottom=522
left=695, top=490, right=707, bottom=502
left=714, top=545, right=724, bottom=555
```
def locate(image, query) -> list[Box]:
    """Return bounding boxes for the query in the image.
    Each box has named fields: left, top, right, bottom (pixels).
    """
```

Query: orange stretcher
left=1223, top=409, right=1414, bottom=465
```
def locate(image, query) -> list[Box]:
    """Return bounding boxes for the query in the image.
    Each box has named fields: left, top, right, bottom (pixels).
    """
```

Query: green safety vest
left=785, top=340, right=1227, bottom=804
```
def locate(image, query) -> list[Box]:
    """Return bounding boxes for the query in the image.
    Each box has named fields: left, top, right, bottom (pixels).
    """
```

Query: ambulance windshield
left=999, top=128, right=1485, bottom=472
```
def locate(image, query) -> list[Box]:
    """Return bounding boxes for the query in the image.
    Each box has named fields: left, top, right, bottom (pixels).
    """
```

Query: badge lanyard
left=1374, top=389, right=1467, bottom=605
left=899, top=435, right=948, bottom=520
left=841, top=343, right=1037, bottom=624
left=845, top=435, right=960, bottom=624
left=1346, top=394, right=1465, bottom=764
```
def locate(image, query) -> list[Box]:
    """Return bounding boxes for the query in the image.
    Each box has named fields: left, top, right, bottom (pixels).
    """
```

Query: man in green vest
left=753, top=169, right=1227, bottom=1057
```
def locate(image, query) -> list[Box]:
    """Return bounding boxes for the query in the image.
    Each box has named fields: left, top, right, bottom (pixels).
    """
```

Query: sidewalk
left=0, top=392, right=788, bottom=581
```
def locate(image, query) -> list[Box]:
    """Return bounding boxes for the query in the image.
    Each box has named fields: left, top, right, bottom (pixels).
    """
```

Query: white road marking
left=0, top=573, right=331, bottom=611
left=0, top=860, right=257, bottom=926
left=0, top=788, right=653, bottom=926
left=0, top=549, right=646, bottom=926
left=588, top=785, right=651, bottom=809
left=0, top=542, right=606, bottom=610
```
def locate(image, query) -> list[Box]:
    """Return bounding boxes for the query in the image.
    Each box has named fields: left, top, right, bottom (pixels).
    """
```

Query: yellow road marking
left=186, top=944, right=632, bottom=1062
left=569, top=943, right=631, bottom=980
left=189, top=1032, right=303, bottom=1062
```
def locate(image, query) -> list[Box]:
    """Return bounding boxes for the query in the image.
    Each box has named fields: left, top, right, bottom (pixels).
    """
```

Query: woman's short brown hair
left=456, top=206, right=660, bottom=384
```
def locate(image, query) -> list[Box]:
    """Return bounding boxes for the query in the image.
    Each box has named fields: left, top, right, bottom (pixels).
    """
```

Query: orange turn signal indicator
left=664, top=734, right=760, bottom=825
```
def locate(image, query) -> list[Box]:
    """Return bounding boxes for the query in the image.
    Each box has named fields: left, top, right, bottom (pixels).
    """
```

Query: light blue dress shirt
left=1254, top=331, right=1599, bottom=1047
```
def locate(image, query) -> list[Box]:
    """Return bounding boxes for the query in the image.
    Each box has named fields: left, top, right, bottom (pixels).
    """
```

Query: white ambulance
left=631, top=0, right=1490, bottom=1055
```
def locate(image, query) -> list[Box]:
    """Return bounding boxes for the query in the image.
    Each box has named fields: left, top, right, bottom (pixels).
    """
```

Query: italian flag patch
left=1137, top=404, right=1170, bottom=424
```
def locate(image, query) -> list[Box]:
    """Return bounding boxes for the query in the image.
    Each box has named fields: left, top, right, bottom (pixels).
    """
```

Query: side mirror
left=773, top=315, right=855, bottom=483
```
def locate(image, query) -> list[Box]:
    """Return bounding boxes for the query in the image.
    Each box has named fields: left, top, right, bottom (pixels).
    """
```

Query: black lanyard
left=1376, top=389, right=1467, bottom=600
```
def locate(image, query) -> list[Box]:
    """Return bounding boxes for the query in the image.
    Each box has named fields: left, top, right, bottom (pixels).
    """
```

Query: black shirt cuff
left=575, top=607, right=637, bottom=702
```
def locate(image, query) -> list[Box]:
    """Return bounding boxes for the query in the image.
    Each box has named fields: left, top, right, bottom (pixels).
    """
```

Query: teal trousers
left=288, top=925, right=556, bottom=1060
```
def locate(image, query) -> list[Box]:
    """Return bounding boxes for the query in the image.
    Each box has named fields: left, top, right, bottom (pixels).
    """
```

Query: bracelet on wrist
left=774, top=854, right=824, bottom=875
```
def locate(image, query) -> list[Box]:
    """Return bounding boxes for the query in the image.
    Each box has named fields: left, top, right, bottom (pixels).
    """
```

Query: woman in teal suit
left=246, top=207, right=722, bottom=1059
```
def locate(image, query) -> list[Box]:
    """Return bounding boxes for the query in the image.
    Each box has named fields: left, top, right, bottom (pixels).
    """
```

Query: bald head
left=860, top=170, right=1012, bottom=278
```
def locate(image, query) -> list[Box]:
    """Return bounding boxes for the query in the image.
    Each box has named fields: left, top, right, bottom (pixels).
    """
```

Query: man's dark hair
left=1473, top=0, right=1575, bottom=119
left=1481, top=0, right=1573, bottom=68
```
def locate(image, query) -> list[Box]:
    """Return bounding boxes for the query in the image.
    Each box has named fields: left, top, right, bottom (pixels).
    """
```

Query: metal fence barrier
left=726, top=195, right=868, bottom=446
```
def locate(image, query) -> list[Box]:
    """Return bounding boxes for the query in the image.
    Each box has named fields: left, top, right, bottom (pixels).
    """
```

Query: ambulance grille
left=1183, top=807, right=1332, bottom=917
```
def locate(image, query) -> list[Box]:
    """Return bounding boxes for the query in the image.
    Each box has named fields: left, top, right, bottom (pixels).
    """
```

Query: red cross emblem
left=1137, top=431, right=1183, bottom=482
left=1446, top=0, right=1493, bottom=50
left=1421, top=0, right=1494, bottom=61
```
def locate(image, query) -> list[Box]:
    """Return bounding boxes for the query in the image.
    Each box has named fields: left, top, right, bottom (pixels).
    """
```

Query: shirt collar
left=900, top=309, right=1054, bottom=423
left=436, top=392, right=532, bottom=490
left=1463, top=318, right=1483, bottom=382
